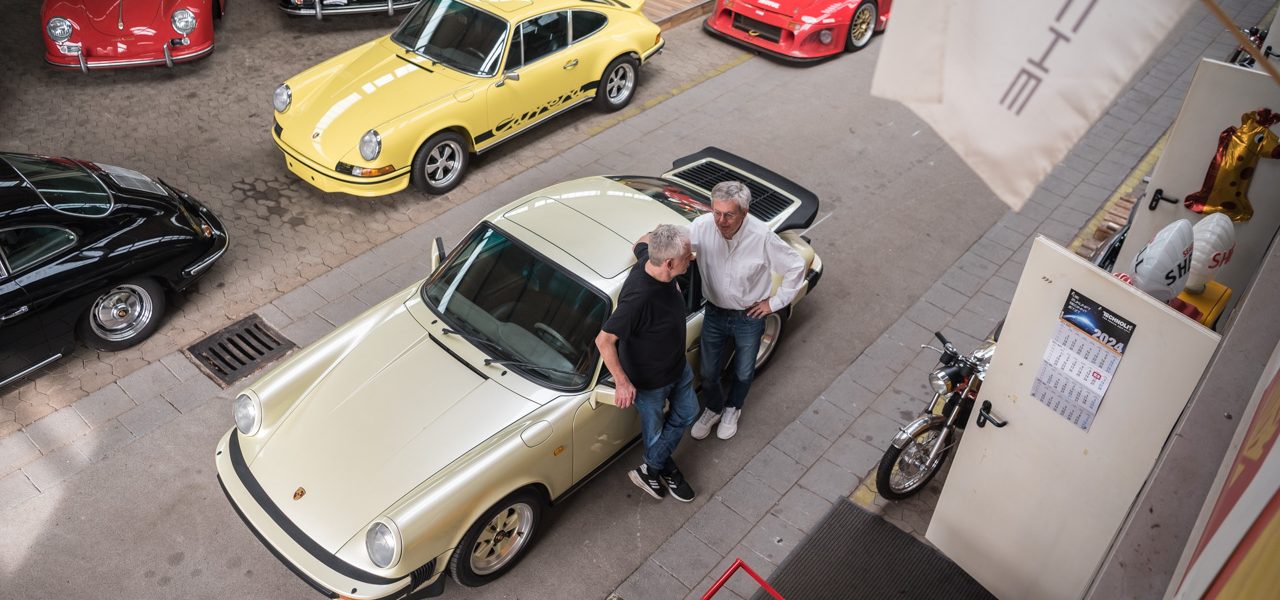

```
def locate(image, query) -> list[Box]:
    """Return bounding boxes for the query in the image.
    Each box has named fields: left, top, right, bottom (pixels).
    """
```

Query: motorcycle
left=875, top=323, right=1008, bottom=501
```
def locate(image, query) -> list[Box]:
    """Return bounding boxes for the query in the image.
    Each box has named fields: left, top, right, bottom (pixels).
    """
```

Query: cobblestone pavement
left=0, top=1, right=742, bottom=436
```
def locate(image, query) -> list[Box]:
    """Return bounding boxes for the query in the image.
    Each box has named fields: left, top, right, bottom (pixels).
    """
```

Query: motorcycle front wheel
left=875, top=421, right=950, bottom=501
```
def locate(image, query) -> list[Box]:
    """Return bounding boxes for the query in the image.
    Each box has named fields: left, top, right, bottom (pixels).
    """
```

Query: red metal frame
left=701, top=557, right=785, bottom=600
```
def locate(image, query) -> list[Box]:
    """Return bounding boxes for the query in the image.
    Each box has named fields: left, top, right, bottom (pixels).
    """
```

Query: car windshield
left=608, top=176, right=710, bottom=222
left=422, top=224, right=608, bottom=389
left=391, top=0, right=508, bottom=77
left=1, top=153, right=112, bottom=217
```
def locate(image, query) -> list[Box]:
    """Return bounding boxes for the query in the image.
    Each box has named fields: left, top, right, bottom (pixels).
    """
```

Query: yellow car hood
left=246, top=299, right=538, bottom=552
left=282, top=38, right=474, bottom=167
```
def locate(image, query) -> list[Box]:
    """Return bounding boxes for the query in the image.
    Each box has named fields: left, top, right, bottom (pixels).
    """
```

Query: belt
left=708, top=303, right=750, bottom=314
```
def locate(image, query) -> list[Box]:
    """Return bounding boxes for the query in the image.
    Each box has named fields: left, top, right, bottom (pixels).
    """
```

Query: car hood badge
left=293, top=487, right=306, bottom=501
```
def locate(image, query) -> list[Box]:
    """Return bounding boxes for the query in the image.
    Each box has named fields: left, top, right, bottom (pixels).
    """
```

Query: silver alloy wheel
left=849, top=3, right=875, bottom=49
left=754, top=313, right=783, bottom=369
left=605, top=62, right=636, bottom=104
left=469, top=502, right=535, bottom=576
left=424, top=140, right=464, bottom=187
left=889, top=428, right=942, bottom=492
left=89, top=284, right=154, bottom=342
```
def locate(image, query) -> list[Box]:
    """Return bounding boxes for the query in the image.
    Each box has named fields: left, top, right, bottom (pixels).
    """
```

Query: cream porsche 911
left=214, top=147, right=824, bottom=600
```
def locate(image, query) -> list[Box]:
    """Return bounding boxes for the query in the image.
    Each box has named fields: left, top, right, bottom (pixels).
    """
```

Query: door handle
left=976, top=400, right=1008, bottom=428
left=1, top=306, right=29, bottom=321
left=563, top=59, right=578, bottom=70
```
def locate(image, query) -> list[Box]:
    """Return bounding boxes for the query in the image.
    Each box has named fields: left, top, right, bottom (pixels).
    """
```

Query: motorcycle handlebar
left=934, top=331, right=953, bottom=348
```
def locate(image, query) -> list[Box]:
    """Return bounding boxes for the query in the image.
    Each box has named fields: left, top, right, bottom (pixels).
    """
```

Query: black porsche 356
left=0, top=152, right=229, bottom=388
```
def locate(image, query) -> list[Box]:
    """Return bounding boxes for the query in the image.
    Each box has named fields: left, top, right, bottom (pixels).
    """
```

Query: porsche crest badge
left=293, top=487, right=306, bottom=501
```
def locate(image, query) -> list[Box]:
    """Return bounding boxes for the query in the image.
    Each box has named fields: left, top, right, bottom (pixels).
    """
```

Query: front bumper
left=46, top=42, right=215, bottom=72
left=215, top=429, right=443, bottom=599
left=702, top=12, right=842, bottom=63
left=279, top=0, right=419, bottom=17
left=273, top=125, right=411, bottom=197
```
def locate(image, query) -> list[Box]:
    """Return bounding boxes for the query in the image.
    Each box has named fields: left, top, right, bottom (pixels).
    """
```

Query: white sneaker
left=690, top=408, right=721, bottom=440
left=717, top=407, right=741, bottom=439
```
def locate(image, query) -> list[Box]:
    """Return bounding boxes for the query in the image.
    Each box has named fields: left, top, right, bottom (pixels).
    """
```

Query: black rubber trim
left=670, top=146, right=820, bottom=232
left=227, top=433, right=402, bottom=587
left=701, top=19, right=837, bottom=64
left=275, top=139, right=409, bottom=186
left=806, top=266, right=823, bottom=292
left=219, top=474, right=339, bottom=598
left=551, top=433, right=641, bottom=505
left=428, top=333, right=489, bottom=380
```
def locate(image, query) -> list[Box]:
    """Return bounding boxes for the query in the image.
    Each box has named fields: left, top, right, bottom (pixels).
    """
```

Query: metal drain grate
left=187, top=314, right=296, bottom=387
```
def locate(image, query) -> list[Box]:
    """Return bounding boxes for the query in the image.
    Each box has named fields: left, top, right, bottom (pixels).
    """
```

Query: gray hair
left=711, top=180, right=751, bottom=213
left=647, top=224, right=690, bottom=266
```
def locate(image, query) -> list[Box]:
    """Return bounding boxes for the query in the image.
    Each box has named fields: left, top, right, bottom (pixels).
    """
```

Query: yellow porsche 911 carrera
left=271, top=0, right=664, bottom=197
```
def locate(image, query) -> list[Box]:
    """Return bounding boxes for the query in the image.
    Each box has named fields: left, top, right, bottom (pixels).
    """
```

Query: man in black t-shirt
left=595, top=224, right=698, bottom=502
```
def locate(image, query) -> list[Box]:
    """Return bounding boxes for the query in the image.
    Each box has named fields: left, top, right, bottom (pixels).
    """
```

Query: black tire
left=594, top=56, right=639, bottom=112
left=753, top=310, right=787, bottom=373
left=844, top=0, right=877, bottom=53
left=78, top=278, right=167, bottom=351
left=875, top=420, right=949, bottom=501
left=449, top=489, right=544, bottom=587
left=411, top=131, right=470, bottom=195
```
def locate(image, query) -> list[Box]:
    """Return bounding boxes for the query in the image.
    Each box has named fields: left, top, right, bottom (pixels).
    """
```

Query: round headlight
left=47, top=17, right=73, bottom=42
left=927, top=370, right=953, bottom=395
left=233, top=393, right=261, bottom=436
left=359, top=130, right=382, bottom=161
left=171, top=9, right=196, bottom=35
left=273, top=84, right=292, bottom=113
left=366, top=521, right=400, bottom=568
left=818, top=29, right=833, bottom=45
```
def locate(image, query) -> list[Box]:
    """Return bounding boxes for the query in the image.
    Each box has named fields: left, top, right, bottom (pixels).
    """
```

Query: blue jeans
left=634, top=362, right=699, bottom=473
left=700, top=305, right=766, bottom=413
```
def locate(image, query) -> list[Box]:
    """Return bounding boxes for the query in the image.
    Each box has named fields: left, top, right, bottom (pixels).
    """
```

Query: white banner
left=871, top=0, right=1195, bottom=210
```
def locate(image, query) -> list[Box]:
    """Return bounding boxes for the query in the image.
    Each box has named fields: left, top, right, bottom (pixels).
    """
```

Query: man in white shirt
left=689, top=181, right=806, bottom=440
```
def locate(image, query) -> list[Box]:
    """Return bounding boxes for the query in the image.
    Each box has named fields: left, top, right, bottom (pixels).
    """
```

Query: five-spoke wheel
left=412, top=131, right=470, bottom=195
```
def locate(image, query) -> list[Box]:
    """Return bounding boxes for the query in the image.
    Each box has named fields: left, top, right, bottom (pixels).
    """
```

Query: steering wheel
left=462, top=47, right=486, bottom=61
left=534, top=323, right=574, bottom=356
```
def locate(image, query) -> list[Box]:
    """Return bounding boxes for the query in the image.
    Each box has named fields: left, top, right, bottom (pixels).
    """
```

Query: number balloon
left=1185, top=213, right=1236, bottom=293
left=1131, top=219, right=1194, bottom=302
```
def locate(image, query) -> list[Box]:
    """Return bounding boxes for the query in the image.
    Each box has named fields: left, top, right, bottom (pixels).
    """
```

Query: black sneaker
left=661, top=463, right=696, bottom=503
left=629, top=464, right=666, bottom=500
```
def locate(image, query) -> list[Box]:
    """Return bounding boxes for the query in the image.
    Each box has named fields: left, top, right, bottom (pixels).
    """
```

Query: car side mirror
left=430, top=236, right=446, bottom=273
left=590, top=384, right=618, bottom=408
left=496, top=70, right=521, bottom=87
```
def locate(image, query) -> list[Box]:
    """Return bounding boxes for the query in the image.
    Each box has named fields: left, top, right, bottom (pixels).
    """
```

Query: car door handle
left=563, top=59, right=578, bottom=70
left=1, top=306, right=29, bottom=321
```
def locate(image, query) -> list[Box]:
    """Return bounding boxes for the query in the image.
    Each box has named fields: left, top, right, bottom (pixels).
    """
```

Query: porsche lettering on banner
left=477, top=81, right=599, bottom=144
left=870, top=0, right=1195, bottom=210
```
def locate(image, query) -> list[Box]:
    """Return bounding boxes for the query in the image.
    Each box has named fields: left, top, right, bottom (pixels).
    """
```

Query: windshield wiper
left=483, top=358, right=580, bottom=378
left=441, top=327, right=506, bottom=355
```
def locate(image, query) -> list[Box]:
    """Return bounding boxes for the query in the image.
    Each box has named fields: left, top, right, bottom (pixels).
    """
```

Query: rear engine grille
left=187, top=314, right=295, bottom=387
left=732, top=13, right=783, bottom=43
left=669, top=161, right=793, bottom=223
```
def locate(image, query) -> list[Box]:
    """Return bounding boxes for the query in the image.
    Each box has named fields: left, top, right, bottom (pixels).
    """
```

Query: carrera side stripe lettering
left=478, top=81, right=602, bottom=142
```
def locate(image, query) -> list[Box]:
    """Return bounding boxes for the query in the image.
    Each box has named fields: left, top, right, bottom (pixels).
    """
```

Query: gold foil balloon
left=1132, top=219, right=1194, bottom=302
left=1184, top=108, right=1280, bottom=222
left=1186, top=213, right=1236, bottom=293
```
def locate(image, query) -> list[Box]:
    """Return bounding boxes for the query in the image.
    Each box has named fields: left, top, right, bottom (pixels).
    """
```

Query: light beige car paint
left=215, top=159, right=822, bottom=599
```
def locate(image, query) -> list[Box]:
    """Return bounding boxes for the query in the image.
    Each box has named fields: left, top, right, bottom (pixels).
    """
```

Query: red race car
left=705, top=0, right=891, bottom=63
left=42, top=0, right=225, bottom=72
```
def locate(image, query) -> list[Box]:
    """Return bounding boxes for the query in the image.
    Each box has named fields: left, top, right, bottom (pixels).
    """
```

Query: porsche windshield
left=422, top=224, right=608, bottom=389
left=391, top=0, right=508, bottom=77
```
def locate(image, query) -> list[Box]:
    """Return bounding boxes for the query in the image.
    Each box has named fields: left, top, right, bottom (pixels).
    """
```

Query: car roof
left=491, top=176, right=693, bottom=284
left=467, top=0, right=622, bottom=16
left=0, top=165, right=48, bottom=221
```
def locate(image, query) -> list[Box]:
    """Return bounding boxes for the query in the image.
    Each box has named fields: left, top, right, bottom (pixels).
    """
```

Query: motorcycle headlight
left=928, top=369, right=954, bottom=395
left=818, top=29, right=833, bottom=45
left=171, top=9, right=196, bottom=35
left=233, top=393, right=261, bottom=436
left=359, top=130, right=382, bottom=161
left=273, top=84, right=292, bottom=113
left=47, top=17, right=73, bottom=42
left=365, top=520, right=401, bottom=568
